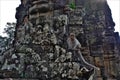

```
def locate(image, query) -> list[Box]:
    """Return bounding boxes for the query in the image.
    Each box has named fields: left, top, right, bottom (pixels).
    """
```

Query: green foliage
left=4, top=22, right=16, bottom=38
left=69, top=1, right=76, bottom=9
left=0, top=22, right=16, bottom=53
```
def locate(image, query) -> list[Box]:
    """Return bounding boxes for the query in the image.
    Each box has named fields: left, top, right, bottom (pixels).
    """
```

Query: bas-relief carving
left=1, top=0, right=118, bottom=79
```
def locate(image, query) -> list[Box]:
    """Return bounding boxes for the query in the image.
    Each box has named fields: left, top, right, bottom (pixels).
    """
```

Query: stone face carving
left=1, top=0, right=96, bottom=79
left=1, top=0, right=119, bottom=80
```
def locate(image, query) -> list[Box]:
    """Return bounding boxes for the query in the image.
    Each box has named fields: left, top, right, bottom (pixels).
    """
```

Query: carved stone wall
left=0, top=0, right=120, bottom=80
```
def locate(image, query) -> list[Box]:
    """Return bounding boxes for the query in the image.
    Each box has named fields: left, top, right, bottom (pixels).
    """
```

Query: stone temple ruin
left=0, top=0, right=120, bottom=80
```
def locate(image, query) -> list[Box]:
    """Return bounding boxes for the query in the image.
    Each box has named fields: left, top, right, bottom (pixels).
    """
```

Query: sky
left=0, top=0, right=120, bottom=36
left=0, top=0, right=20, bottom=36
left=107, top=0, right=120, bottom=33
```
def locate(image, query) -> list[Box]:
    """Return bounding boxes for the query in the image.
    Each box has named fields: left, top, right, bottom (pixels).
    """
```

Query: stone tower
left=0, top=0, right=120, bottom=80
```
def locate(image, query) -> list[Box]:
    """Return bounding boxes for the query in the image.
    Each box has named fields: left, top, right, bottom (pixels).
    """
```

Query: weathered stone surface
left=0, top=0, right=120, bottom=80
